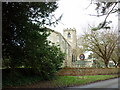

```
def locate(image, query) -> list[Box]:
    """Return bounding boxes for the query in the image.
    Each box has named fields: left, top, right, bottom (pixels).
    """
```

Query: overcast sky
left=47, top=0, right=118, bottom=38
left=47, top=0, right=118, bottom=58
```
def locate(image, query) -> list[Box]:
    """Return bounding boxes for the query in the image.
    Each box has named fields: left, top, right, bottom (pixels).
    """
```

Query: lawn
left=6, top=75, right=118, bottom=88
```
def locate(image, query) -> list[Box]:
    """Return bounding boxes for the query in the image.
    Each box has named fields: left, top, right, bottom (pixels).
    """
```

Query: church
left=47, top=28, right=78, bottom=67
left=46, top=28, right=115, bottom=68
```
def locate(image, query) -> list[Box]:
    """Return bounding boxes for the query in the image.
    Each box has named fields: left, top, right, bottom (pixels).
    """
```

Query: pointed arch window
left=68, top=32, right=71, bottom=38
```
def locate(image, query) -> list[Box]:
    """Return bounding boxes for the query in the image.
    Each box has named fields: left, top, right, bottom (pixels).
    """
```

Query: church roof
left=46, top=28, right=71, bottom=47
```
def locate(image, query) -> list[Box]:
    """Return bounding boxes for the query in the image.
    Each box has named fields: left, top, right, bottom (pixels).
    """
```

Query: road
left=68, top=78, right=120, bottom=88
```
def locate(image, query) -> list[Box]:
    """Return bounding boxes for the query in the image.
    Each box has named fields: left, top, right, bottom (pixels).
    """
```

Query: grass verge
left=6, top=75, right=118, bottom=88
left=51, top=75, right=118, bottom=88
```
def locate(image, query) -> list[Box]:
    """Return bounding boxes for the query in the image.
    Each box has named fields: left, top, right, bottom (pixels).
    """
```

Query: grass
left=7, top=75, right=118, bottom=88
left=51, top=75, right=118, bottom=88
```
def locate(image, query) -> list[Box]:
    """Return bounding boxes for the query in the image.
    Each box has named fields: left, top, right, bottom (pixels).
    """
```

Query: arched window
left=72, top=54, right=75, bottom=62
left=68, top=32, right=71, bottom=38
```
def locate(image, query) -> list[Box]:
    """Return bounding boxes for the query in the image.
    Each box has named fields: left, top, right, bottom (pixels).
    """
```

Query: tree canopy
left=2, top=2, right=64, bottom=79
left=81, top=29, right=118, bottom=67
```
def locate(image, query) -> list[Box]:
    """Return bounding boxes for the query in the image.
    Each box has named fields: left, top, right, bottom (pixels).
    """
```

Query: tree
left=92, top=1, right=120, bottom=67
left=88, top=1, right=118, bottom=30
left=81, top=29, right=118, bottom=67
left=88, top=52, right=106, bottom=68
left=77, top=37, right=88, bottom=55
left=110, top=44, right=119, bottom=67
left=2, top=2, right=64, bottom=79
left=86, top=0, right=120, bottom=67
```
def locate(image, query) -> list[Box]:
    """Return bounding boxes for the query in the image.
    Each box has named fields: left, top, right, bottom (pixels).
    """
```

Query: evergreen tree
left=2, top=2, right=64, bottom=79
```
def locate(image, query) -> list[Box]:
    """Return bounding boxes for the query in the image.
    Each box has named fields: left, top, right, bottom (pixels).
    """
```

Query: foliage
left=3, top=69, right=43, bottom=87
left=3, top=2, right=57, bottom=67
left=2, top=2, right=64, bottom=80
left=33, top=43, right=65, bottom=79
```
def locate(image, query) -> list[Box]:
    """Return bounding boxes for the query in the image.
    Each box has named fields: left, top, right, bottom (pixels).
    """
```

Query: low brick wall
left=56, top=68, right=119, bottom=76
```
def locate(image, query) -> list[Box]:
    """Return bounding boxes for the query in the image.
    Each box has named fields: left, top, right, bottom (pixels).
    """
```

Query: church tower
left=63, top=28, right=77, bottom=63
left=63, top=28, right=77, bottom=49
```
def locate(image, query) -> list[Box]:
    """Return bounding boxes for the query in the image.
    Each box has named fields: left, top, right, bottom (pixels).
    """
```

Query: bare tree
left=81, top=29, right=118, bottom=67
left=110, top=46, right=119, bottom=67
left=86, top=0, right=120, bottom=67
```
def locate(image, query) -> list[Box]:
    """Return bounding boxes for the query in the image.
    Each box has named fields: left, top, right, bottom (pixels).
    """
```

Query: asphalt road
left=68, top=78, right=120, bottom=88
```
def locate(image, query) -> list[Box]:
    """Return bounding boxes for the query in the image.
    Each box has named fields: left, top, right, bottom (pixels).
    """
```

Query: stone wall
left=47, top=29, right=72, bottom=67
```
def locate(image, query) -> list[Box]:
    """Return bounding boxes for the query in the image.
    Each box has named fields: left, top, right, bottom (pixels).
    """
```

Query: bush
left=32, top=44, right=65, bottom=80
left=2, top=68, right=43, bottom=87
left=2, top=43, right=65, bottom=87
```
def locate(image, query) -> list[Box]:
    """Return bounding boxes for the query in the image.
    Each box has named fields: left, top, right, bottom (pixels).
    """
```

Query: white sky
left=48, top=0, right=118, bottom=38
left=47, top=0, right=118, bottom=58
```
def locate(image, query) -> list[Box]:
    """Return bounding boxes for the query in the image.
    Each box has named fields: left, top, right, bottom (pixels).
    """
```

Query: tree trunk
left=117, top=57, right=120, bottom=68
left=104, top=60, right=109, bottom=68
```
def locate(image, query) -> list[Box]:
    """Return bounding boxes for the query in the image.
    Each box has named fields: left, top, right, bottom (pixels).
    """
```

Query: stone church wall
left=47, top=29, right=72, bottom=67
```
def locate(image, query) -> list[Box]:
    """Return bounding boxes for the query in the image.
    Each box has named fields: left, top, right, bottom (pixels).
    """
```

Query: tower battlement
left=63, top=28, right=76, bottom=31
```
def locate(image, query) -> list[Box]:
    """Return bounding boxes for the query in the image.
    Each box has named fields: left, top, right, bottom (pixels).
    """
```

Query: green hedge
left=2, top=68, right=54, bottom=87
